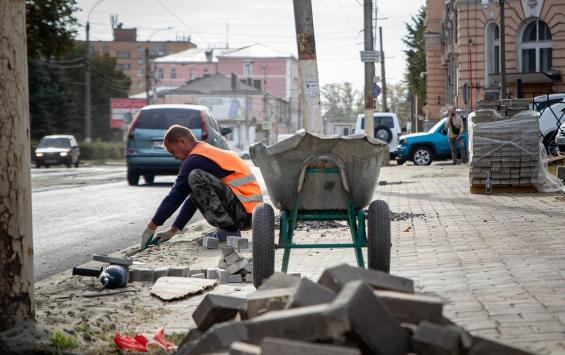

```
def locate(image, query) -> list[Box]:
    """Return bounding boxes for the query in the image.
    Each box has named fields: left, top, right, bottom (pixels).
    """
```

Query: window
left=137, top=58, right=144, bottom=65
left=157, top=68, right=164, bottom=79
left=115, top=63, right=131, bottom=71
left=486, top=22, right=500, bottom=75
left=137, top=68, right=145, bottom=77
left=116, top=51, right=130, bottom=59
left=171, top=68, right=177, bottom=79
left=189, top=72, right=194, bottom=81
left=520, top=20, right=552, bottom=73
left=244, top=62, right=252, bottom=76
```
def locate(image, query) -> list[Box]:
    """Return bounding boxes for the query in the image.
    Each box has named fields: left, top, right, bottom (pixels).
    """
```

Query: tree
left=0, top=0, right=35, bottom=331
left=403, top=6, right=426, bottom=112
left=321, top=82, right=362, bottom=121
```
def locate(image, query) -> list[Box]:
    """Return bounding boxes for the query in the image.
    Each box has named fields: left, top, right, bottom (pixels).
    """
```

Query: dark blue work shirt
left=151, top=154, right=232, bottom=229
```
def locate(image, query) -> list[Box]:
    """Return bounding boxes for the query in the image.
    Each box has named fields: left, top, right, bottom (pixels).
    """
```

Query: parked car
left=538, top=102, right=565, bottom=156
left=125, top=104, right=231, bottom=186
left=530, top=93, right=565, bottom=112
left=354, top=112, right=402, bottom=159
left=34, top=135, right=80, bottom=168
left=395, top=117, right=468, bottom=166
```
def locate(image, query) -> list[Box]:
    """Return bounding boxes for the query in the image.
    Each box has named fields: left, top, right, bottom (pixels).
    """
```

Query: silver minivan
left=354, top=112, right=402, bottom=159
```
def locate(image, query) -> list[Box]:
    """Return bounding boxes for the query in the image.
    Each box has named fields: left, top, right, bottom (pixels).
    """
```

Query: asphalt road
left=31, top=165, right=201, bottom=281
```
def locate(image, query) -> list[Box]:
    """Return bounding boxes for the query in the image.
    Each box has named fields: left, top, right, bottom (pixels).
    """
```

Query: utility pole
left=363, top=0, right=375, bottom=138
left=84, top=21, right=92, bottom=143
left=145, top=46, right=151, bottom=105
left=293, top=0, right=322, bottom=133
left=499, top=0, right=507, bottom=99
left=379, top=26, right=388, bottom=112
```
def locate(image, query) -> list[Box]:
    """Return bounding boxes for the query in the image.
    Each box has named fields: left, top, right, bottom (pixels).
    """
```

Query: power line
left=156, top=0, right=208, bottom=43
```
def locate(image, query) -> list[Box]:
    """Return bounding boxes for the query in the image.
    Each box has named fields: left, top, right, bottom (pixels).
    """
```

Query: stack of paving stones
left=176, top=264, right=533, bottom=355
left=499, top=98, right=531, bottom=117
left=476, top=99, right=498, bottom=111
left=469, top=111, right=540, bottom=187
left=128, top=265, right=191, bottom=282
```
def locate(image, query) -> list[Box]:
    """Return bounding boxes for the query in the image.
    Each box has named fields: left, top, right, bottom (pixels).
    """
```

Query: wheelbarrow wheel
left=252, top=203, right=275, bottom=288
left=367, top=200, right=391, bottom=272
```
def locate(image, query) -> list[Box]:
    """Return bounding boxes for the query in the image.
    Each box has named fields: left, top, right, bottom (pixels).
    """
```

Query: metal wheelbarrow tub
left=249, top=132, right=392, bottom=288
left=250, top=131, right=388, bottom=211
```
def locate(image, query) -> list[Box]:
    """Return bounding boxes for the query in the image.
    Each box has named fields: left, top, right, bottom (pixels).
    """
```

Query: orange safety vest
left=189, top=142, right=263, bottom=214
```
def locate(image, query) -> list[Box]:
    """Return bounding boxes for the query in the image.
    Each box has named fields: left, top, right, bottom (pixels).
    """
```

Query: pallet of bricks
left=469, top=107, right=539, bottom=193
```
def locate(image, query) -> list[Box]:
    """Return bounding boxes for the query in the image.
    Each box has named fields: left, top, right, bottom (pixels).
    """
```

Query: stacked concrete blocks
left=177, top=264, right=533, bottom=355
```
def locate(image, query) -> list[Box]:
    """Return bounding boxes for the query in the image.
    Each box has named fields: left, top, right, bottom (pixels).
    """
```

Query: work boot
left=205, top=228, right=241, bottom=242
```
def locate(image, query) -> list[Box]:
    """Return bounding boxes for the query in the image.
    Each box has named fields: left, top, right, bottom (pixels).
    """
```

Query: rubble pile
left=176, top=264, right=532, bottom=355
left=469, top=111, right=540, bottom=187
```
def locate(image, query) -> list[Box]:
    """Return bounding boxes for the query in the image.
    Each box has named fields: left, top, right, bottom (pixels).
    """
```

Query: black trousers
left=188, top=169, right=252, bottom=231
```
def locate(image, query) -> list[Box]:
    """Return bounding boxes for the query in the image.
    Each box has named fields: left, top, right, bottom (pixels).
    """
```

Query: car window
left=38, top=137, right=71, bottom=148
left=360, top=116, right=394, bottom=129
left=207, top=112, right=220, bottom=132
left=136, top=108, right=201, bottom=130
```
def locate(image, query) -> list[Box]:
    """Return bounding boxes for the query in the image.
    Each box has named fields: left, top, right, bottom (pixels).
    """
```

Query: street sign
left=372, top=84, right=381, bottom=97
left=360, top=50, right=381, bottom=63
left=262, top=122, right=270, bottom=130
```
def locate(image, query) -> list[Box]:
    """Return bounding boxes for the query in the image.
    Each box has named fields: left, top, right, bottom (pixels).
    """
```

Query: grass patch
left=49, top=330, right=78, bottom=351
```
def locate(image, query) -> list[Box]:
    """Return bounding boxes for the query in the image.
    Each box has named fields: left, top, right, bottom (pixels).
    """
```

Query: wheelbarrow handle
left=297, top=154, right=351, bottom=194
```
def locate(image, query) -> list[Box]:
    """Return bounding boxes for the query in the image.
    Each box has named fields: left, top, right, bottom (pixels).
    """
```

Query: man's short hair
left=164, top=124, right=197, bottom=144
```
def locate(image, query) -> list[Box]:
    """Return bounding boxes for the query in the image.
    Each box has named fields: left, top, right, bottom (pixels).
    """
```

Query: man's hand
left=152, top=230, right=177, bottom=245
left=140, top=227, right=155, bottom=250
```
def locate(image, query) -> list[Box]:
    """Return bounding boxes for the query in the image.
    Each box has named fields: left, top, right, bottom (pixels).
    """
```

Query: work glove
left=140, top=227, right=155, bottom=250
left=152, top=230, right=176, bottom=245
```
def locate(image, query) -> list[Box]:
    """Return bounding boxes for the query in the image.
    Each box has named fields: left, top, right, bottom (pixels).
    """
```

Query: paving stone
left=225, top=251, right=244, bottom=265
left=227, top=236, right=249, bottom=249
left=257, top=272, right=301, bottom=290
left=374, top=290, right=444, bottom=324
left=468, top=336, right=534, bottom=355
left=244, top=303, right=350, bottom=345
left=220, top=245, right=236, bottom=257
left=244, top=262, right=252, bottom=273
left=178, top=328, right=205, bottom=349
left=229, top=341, right=260, bottom=355
left=218, top=259, right=229, bottom=269
left=138, top=268, right=155, bottom=282
left=207, top=268, right=218, bottom=280
left=229, top=274, right=244, bottom=283
left=191, top=273, right=206, bottom=279
left=227, top=259, right=249, bottom=275
left=286, top=278, right=335, bottom=309
left=243, top=287, right=296, bottom=319
left=217, top=269, right=229, bottom=284
left=193, top=294, right=246, bottom=331
left=317, top=263, right=414, bottom=294
left=168, top=266, right=190, bottom=277
left=153, top=266, right=170, bottom=281
left=204, top=236, right=219, bottom=249
left=177, top=321, right=248, bottom=355
left=260, top=337, right=360, bottom=355
left=412, top=321, right=463, bottom=355
left=332, top=280, right=409, bottom=355
left=245, top=273, right=253, bottom=283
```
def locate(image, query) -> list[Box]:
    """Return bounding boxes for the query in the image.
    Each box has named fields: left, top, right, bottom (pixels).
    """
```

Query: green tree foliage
left=321, top=82, right=362, bottom=121
left=403, top=6, right=426, bottom=110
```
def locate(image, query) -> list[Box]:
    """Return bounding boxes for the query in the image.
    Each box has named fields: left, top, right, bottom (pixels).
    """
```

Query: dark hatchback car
left=34, top=135, right=80, bottom=168
left=125, top=104, right=231, bottom=186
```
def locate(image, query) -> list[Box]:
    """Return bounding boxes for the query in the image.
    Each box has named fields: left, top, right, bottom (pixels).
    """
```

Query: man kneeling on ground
left=140, top=124, right=263, bottom=249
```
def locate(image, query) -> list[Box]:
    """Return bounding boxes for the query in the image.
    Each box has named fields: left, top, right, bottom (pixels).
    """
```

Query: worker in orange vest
left=140, top=124, right=263, bottom=249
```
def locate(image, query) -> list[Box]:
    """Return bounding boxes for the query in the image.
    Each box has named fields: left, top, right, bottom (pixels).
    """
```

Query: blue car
left=395, top=117, right=468, bottom=166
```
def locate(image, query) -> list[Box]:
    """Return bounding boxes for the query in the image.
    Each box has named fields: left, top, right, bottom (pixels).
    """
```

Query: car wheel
left=127, top=170, right=140, bottom=186
left=74, top=160, right=79, bottom=168
left=374, top=125, right=393, bottom=144
left=412, top=147, right=433, bottom=166
left=143, top=175, right=155, bottom=184
left=242, top=153, right=250, bottom=159
left=543, top=131, right=559, bottom=157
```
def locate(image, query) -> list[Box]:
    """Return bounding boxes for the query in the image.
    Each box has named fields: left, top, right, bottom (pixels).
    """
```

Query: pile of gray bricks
left=499, top=98, right=531, bottom=118
left=176, top=264, right=533, bottom=355
left=469, top=111, right=540, bottom=187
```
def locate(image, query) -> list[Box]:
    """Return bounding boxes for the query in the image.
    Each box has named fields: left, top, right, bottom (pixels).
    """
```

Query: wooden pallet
left=470, top=184, right=537, bottom=194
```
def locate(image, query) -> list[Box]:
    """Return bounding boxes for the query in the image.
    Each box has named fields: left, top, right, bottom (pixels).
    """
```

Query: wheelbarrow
left=250, top=131, right=391, bottom=287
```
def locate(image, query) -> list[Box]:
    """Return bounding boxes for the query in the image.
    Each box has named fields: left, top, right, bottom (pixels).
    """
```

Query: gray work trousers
left=188, top=169, right=252, bottom=231
left=448, top=136, right=467, bottom=164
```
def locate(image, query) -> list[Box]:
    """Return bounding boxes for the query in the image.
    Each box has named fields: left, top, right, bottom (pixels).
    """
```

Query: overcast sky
left=74, top=0, right=425, bottom=91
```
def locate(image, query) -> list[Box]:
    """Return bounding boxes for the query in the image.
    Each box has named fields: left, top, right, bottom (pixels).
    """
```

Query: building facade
left=153, top=44, right=300, bottom=137
left=88, top=26, right=195, bottom=94
left=426, top=0, right=565, bottom=119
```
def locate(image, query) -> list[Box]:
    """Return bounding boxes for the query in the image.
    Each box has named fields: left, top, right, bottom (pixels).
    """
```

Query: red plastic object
left=114, top=332, right=148, bottom=352
left=153, top=327, right=177, bottom=351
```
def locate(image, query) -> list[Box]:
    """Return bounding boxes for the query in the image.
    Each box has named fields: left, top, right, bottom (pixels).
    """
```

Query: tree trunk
left=0, top=0, right=35, bottom=331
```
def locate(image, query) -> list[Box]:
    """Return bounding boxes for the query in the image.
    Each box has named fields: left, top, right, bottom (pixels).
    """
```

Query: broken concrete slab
left=193, top=294, right=246, bottom=331
left=317, top=263, right=414, bottom=294
left=332, top=280, right=409, bottom=355
left=286, top=278, right=335, bottom=309
left=243, top=287, right=296, bottom=319
left=412, top=321, right=463, bottom=355
left=374, top=290, right=444, bottom=325
left=244, top=303, right=350, bottom=345
left=260, top=337, right=360, bottom=355
left=257, top=273, right=301, bottom=291
left=204, top=236, right=219, bottom=249
left=150, top=277, right=217, bottom=301
left=177, top=321, right=249, bottom=355
left=227, top=259, right=249, bottom=275
left=468, top=336, right=534, bottom=355
left=229, top=341, right=261, bottom=355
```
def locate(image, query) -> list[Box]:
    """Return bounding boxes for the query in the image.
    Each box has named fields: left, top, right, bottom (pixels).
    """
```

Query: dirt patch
left=391, top=212, right=427, bottom=222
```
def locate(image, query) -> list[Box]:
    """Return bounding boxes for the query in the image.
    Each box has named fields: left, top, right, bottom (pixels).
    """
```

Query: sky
left=74, top=0, right=425, bottom=91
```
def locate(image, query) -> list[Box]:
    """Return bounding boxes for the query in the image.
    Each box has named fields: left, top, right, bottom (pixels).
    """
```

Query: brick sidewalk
left=279, top=163, right=565, bottom=354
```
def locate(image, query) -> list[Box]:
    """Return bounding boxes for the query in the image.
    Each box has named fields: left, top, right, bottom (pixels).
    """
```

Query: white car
left=354, top=112, right=401, bottom=159
left=530, top=93, right=565, bottom=112
left=539, top=102, right=565, bottom=155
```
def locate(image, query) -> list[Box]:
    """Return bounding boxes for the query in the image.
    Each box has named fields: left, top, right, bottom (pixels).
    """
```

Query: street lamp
left=145, top=27, right=174, bottom=105
left=482, top=0, right=507, bottom=99
left=84, top=0, right=107, bottom=144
